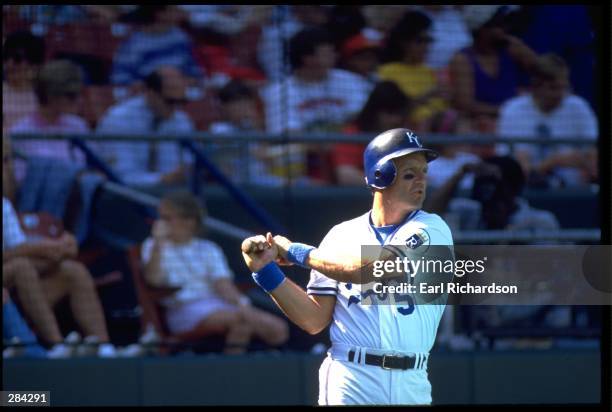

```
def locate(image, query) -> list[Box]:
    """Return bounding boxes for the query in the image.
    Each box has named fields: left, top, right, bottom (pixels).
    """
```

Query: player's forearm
left=305, top=249, right=363, bottom=284
left=269, top=278, right=332, bottom=335
left=301, top=243, right=397, bottom=285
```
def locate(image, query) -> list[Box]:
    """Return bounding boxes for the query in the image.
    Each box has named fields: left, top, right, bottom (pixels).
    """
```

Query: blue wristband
left=286, top=243, right=315, bottom=268
left=252, top=262, right=286, bottom=293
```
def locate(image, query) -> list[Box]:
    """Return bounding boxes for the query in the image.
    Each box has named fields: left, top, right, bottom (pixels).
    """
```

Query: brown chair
left=125, top=244, right=227, bottom=355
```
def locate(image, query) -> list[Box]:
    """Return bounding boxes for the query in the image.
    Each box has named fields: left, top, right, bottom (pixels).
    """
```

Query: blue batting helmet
left=364, top=128, right=438, bottom=189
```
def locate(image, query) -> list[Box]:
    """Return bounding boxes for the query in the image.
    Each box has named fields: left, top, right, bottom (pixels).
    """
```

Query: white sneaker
left=65, top=331, right=82, bottom=346
left=97, top=343, right=118, bottom=358
left=3, top=347, right=20, bottom=358
left=139, top=324, right=161, bottom=345
left=47, top=343, right=74, bottom=359
left=76, top=335, right=100, bottom=358
left=48, top=331, right=81, bottom=359
left=3, top=337, right=25, bottom=358
left=118, top=344, right=146, bottom=358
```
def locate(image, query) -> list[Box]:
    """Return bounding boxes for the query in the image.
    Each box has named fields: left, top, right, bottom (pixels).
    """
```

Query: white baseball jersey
left=308, top=208, right=453, bottom=352
left=307, top=208, right=454, bottom=405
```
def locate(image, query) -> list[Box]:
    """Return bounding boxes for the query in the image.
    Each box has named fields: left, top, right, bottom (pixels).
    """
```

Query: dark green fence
left=3, top=349, right=600, bottom=406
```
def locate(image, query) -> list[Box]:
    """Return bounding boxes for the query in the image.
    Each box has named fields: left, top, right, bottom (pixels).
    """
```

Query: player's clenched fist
left=241, top=232, right=278, bottom=272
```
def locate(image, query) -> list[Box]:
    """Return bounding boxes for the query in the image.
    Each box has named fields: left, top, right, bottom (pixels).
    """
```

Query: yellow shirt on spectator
left=377, top=63, right=447, bottom=125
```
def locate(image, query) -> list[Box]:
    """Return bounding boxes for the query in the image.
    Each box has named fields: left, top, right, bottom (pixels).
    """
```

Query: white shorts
left=318, top=346, right=432, bottom=405
left=165, top=297, right=236, bottom=335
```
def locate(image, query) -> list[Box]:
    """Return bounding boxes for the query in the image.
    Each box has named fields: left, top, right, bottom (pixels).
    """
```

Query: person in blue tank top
left=449, top=6, right=538, bottom=129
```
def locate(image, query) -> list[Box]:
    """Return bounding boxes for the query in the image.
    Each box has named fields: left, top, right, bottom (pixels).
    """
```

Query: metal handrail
left=454, top=229, right=601, bottom=243
left=8, top=132, right=600, bottom=146
left=102, top=181, right=253, bottom=241
left=69, top=137, right=122, bottom=183
left=179, top=138, right=286, bottom=235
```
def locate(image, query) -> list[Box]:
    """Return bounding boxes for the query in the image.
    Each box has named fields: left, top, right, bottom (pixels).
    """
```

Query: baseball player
left=241, top=128, right=454, bottom=405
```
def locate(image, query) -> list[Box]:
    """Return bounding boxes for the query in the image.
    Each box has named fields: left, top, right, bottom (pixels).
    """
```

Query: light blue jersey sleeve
left=307, top=226, right=341, bottom=296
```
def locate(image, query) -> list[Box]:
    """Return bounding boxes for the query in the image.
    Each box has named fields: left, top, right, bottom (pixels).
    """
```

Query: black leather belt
left=348, top=350, right=417, bottom=370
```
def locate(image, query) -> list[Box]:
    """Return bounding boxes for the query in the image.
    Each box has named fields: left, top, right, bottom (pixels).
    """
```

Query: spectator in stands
left=13, top=5, right=90, bottom=25
left=9, top=60, right=89, bottom=181
left=3, top=31, right=45, bottom=136
left=515, top=5, right=596, bottom=108
left=339, top=31, right=382, bottom=85
left=332, top=81, right=412, bottom=185
left=426, top=155, right=560, bottom=232
left=258, top=6, right=332, bottom=82
left=424, top=109, right=480, bottom=190
left=111, top=5, right=203, bottom=88
left=209, top=80, right=284, bottom=186
left=360, top=5, right=408, bottom=43
left=448, top=6, right=538, bottom=132
left=260, top=27, right=371, bottom=184
left=97, top=66, right=195, bottom=187
left=142, top=191, right=289, bottom=354
left=419, top=5, right=471, bottom=70
left=3, top=287, right=48, bottom=358
left=261, top=27, right=371, bottom=133
left=377, top=10, right=448, bottom=131
left=2, top=192, right=116, bottom=358
left=179, top=5, right=271, bottom=37
left=496, top=54, right=598, bottom=187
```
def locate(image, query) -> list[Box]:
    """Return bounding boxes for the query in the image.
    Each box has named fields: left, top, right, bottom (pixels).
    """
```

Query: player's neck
left=371, top=198, right=416, bottom=227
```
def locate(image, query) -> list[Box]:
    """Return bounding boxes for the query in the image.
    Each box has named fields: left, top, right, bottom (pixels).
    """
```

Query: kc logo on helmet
left=406, top=131, right=421, bottom=147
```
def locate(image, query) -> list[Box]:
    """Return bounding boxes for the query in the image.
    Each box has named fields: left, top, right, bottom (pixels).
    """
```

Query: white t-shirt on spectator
left=261, top=69, right=372, bottom=134
left=96, top=95, right=195, bottom=186
left=497, top=94, right=597, bottom=142
left=2, top=197, right=27, bottom=251
left=496, top=93, right=598, bottom=185
left=141, top=237, right=234, bottom=307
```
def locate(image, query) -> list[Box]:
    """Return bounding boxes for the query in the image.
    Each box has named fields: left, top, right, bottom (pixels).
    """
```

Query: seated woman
left=142, top=191, right=289, bottom=354
left=2, top=135, right=115, bottom=358
left=2, top=197, right=115, bottom=358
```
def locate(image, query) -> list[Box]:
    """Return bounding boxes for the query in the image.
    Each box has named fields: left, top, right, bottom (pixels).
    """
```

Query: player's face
left=386, top=153, right=428, bottom=209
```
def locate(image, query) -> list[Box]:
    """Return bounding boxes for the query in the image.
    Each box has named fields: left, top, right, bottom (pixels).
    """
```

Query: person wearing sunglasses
left=8, top=59, right=90, bottom=182
left=97, top=66, right=195, bottom=187
left=3, top=30, right=46, bottom=137
left=377, top=10, right=449, bottom=132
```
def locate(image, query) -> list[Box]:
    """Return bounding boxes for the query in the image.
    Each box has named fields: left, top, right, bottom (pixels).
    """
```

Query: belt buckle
left=381, top=354, right=393, bottom=370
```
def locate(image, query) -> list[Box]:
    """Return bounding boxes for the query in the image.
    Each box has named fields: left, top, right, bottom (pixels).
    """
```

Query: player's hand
left=241, top=232, right=278, bottom=272
left=271, top=235, right=293, bottom=264
left=271, top=235, right=291, bottom=257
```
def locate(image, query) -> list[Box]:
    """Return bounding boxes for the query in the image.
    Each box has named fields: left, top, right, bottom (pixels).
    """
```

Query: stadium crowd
left=2, top=5, right=600, bottom=358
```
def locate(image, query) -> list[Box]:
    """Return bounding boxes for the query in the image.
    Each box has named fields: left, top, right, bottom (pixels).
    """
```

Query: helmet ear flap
left=372, top=159, right=397, bottom=189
